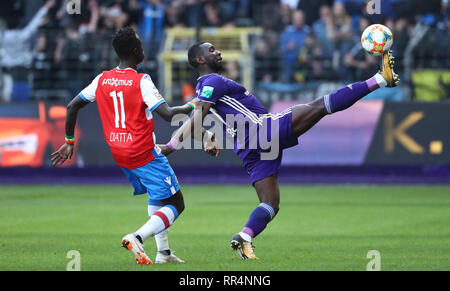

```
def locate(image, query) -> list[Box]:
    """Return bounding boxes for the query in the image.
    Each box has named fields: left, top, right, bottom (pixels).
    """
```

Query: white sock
left=375, top=73, right=388, bottom=88
left=155, top=230, right=170, bottom=252
left=147, top=205, right=160, bottom=217
left=147, top=205, right=171, bottom=251
left=136, top=205, right=178, bottom=241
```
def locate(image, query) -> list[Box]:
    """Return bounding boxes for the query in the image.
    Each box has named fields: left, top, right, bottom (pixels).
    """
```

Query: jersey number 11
left=110, top=91, right=126, bottom=129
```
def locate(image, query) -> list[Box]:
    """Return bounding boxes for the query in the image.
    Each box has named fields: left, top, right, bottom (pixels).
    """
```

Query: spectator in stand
left=437, top=0, right=450, bottom=27
left=336, top=0, right=364, bottom=16
left=255, top=0, right=285, bottom=32
left=279, top=9, right=310, bottom=83
left=1, top=0, right=54, bottom=69
left=435, top=0, right=450, bottom=69
left=312, top=4, right=335, bottom=59
left=60, top=0, right=99, bottom=34
left=0, top=0, right=55, bottom=103
left=99, top=0, right=129, bottom=31
left=234, top=0, right=253, bottom=26
left=281, top=0, right=299, bottom=10
left=200, top=1, right=227, bottom=27
left=164, top=0, right=186, bottom=28
left=343, top=17, right=377, bottom=82
left=254, top=30, right=281, bottom=82
left=297, top=0, right=333, bottom=26
left=216, top=0, right=240, bottom=27
left=125, top=0, right=143, bottom=28
left=138, top=0, right=165, bottom=56
left=295, top=33, right=336, bottom=82
left=256, top=1, right=294, bottom=32
left=393, top=17, right=411, bottom=53
left=181, top=0, right=201, bottom=27
left=327, top=1, right=353, bottom=46
left=59, top=21, right=98, bottom=98
left=326, top=1, right=354, bottom=79
left=295, top=34, right=317, bottom=82
left=33, top=0, right=66, bottom=99
left=279, top=3, right=294, bottom=31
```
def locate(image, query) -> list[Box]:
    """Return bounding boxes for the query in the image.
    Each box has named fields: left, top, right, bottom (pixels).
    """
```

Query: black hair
left=188, top=42, right=207, bottom=68
left=112, top=27, right=140, bottom=59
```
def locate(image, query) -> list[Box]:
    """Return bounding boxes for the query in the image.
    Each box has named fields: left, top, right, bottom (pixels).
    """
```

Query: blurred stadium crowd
left=0, top=0, right=449, bottom=103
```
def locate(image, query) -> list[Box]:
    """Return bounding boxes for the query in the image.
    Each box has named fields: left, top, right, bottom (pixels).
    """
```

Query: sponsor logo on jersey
left=102, top=78, right=133, bottom=87
left=164, top=176, right=172, bottom=185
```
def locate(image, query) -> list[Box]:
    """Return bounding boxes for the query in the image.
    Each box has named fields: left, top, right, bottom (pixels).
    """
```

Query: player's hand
left=204, top=138, right=220, bottom=157
left=51, top=143, right=74, bottom=166
left=158, top=144, right=174, bottom=156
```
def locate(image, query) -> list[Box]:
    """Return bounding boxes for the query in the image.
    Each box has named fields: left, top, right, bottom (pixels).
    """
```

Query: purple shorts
left=240, top=109, right=298, bottom=184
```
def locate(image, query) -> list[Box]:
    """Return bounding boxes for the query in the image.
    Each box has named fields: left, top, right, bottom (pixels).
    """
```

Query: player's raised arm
left=153, top=100, right=198, bottom=122
left=141, top=74, right=199, bottom=122
left=51, top=95, right=89, bottom=166
left=160, top=100, right=219, bottom=157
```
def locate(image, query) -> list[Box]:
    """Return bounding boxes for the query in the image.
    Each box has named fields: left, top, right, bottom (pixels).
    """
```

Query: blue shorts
left=242, top=109, right=298, bottom=184
left=121, top=149, right=180, bottom=204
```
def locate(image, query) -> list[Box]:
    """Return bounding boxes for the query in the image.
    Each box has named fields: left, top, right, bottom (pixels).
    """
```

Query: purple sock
left=241, top=203, right=276, bottom=239
left=322, top=78, right=380, bottom=114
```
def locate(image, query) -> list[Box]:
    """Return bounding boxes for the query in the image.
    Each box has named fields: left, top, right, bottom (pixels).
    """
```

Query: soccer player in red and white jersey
left=51, top=28, right=217, bottom=265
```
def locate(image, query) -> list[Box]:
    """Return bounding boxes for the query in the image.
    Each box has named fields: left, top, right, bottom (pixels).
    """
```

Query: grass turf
left=0, top=185, right=449, bottom=271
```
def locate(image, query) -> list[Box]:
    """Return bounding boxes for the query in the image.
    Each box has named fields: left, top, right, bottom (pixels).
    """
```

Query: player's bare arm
left=154, top=101, right=197, bottom=122
left=51, top=95, right=89, bottom=166
left=160, top=100, right=219, bottom=157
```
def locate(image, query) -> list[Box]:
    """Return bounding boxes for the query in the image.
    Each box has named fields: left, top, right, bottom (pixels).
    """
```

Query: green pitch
left=0, top=185, right=449, bottom=271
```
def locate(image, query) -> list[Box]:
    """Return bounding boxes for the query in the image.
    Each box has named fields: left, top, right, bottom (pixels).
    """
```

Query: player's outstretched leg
left=322, top=50, right=399, bottom=115
left=291, top=50, right=399, bottom=137
left=122, top=191, right=185, bottom=265
left=231, top=175, right=280, bottom=260
left=147, top=204, right=185, bottom=264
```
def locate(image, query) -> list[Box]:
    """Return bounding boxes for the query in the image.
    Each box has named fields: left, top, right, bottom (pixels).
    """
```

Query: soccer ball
left=361, top=24, right=393, bottom=56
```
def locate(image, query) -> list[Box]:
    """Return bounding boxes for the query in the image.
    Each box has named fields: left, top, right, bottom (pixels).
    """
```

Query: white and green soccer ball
left=361, top=24, right=393, bottom=56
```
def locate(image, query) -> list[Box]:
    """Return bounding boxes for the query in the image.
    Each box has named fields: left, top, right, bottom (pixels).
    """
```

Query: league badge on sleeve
left=200, top=86, right=214, bottom=99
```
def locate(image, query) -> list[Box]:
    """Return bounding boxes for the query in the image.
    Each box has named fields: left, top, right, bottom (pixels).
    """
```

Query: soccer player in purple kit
left=161, top=42, right=399, bottom=260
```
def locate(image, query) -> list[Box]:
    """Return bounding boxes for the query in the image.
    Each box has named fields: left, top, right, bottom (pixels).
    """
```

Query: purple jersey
left=196, top=73, right=298, bottom=184
left=196, top=74, right=267, bottom=159
left=196, top=74, right=267, bottom=116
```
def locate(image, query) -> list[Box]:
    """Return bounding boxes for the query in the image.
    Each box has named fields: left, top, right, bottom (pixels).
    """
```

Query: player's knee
left=177, top=199, right=185, bottom=215
left=173, top=191, right=185, bottom=215
left=161, top=190, right=185, bottom=215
